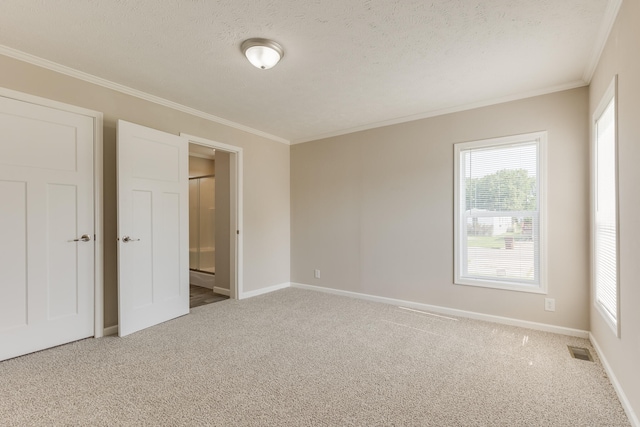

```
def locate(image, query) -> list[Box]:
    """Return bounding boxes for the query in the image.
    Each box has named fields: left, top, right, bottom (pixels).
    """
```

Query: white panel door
left=117, top=120, right=189, bottom=336
left=0, top=96, right=94, bottom=361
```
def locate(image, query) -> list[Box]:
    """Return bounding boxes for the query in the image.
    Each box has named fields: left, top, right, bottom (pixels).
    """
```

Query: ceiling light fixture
left=241, top=38, right=284, bottom=70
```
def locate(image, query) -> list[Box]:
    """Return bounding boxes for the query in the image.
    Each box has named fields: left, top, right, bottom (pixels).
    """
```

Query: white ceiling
left=0, top=0, right=618, bottom=144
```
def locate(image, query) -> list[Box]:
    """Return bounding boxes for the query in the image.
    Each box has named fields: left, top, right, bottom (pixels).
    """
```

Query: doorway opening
left=189, top=172, right=216, bottom=279
left=185, top=135, right=242, bottom=306
left=188, top=145, right=226, bottom=307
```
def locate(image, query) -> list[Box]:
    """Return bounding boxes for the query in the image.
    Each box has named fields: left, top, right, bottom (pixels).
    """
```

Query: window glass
left=455, top=133, right=546, bottom=293
left=594, top=92, right=618, bottom=329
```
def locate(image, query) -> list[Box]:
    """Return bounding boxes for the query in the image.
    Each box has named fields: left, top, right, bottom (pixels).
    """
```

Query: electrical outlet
left=314, top=269, right=321, bottom=279
left=545, top=298, right=556, bottom=312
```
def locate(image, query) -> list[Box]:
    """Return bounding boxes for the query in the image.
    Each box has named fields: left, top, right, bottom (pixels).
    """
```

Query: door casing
left=181, top=133, right=243, bottom=299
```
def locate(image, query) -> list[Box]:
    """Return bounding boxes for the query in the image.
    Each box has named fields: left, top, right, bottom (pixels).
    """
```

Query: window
left=593, top=76, right=619, bottom=334
left=454, top=132, right=546, bottom=293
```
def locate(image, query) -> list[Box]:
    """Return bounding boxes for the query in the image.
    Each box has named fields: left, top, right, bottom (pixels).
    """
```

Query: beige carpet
left=0, top=288, right=630, bottom=426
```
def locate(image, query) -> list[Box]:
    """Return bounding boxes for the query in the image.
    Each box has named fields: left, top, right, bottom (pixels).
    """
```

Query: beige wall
left=589, top=0, right=640, bottom=420
left=215, top=151, right=231, bottom=290
left=0, top=54, right=291, bottom=328
left=292, top=87, right=590, bottom=330
left=189, top=156, right=215, bottom=177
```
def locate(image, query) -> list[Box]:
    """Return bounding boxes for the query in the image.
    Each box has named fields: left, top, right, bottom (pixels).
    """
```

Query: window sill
left=455, top=277, right=547, bottom=294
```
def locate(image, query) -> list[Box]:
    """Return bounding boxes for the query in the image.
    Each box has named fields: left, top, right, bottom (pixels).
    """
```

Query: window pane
left=465, top=215, right=537, bottom=282
left=464, top=143, right=537, bottom=212
left=456, top=134, right=543, bottom=291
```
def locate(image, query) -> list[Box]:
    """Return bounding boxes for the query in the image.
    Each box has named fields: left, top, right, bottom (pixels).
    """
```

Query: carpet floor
left=0, top=288, right=630, bottom=426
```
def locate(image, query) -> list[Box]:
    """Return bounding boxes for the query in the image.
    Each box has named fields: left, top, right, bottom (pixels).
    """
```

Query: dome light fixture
left=241, top=38, right=284, bottom=70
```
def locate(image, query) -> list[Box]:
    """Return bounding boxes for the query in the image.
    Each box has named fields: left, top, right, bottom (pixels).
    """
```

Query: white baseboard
left=103, top=325, right=118, bottom=336
left=213, top=286, right=230, bottom=297
left=239, top=282, right=290, bottom=300
left=290, top=283, right=589, bottom=339
left=590, top=333, right=639, bottom=427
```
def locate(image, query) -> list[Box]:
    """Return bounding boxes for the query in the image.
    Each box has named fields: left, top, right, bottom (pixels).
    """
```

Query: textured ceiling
left=0, top=0, right=614, bottom=144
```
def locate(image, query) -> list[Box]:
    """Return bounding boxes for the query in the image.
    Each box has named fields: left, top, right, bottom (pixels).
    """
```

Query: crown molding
left=292, top=80, right=588, bottom=144
left=0, top=44, right=290, bottom=145
left=582, top=0, right=623, bottom=83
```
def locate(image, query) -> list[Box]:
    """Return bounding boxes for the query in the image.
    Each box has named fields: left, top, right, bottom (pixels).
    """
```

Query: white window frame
left=454, top=132, right=547, bottom=294
left=591, top=75, right=620, bottom=337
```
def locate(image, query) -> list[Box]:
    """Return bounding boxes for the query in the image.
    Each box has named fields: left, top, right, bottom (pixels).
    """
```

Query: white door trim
left=0, top=87, right=104, bottom=338
left=180, top=133, right=243, bottom=300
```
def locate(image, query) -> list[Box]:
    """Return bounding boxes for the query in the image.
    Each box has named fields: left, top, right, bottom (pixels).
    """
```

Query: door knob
left=69, top=234, right=91, bottom=242
left=122, top=236, right=141, bottom=242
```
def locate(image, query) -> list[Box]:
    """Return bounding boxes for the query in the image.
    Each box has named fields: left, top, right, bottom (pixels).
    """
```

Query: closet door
left=117, top=120, right=189, bottom=337
left=0, top=95, right=95, bottom=360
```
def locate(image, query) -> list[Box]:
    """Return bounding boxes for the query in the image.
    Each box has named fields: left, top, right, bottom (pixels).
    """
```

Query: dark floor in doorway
left=189, top=285, right=228, bottom=308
